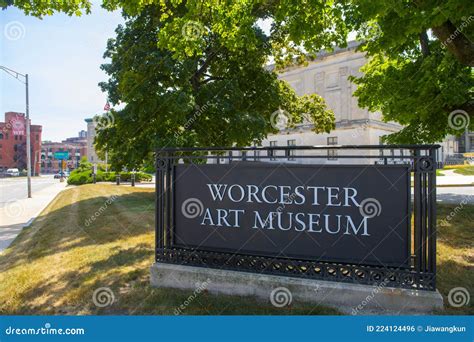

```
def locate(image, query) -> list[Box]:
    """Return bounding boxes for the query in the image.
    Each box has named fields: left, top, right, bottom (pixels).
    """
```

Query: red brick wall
left=41, top=141, right=87, bottom=173
left=0, top=112, right=42, bottom=175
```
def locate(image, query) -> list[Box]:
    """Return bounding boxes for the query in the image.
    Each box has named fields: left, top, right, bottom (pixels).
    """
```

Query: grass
left=0, top=185, right=336, bottom=315
left=0, top=184, right=472, bottom=315
left=442, top=164, right=474, bottom=175
left=452, top=166, right=474, bottom=176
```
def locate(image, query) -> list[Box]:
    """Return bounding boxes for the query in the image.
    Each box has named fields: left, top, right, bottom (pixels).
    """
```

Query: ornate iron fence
left=155, top=145, right=439, bottom=290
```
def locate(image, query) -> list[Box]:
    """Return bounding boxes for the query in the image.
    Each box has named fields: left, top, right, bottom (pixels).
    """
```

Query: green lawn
left=0, top=185, right=335, bottom=315
left=0, top=184, right=472, bottom=315
left=453, top=166, right=474, bottom=176
left=442, top=164, right=474, bottom=176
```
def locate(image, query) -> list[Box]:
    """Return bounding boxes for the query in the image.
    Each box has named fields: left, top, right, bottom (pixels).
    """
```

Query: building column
left=465, top=127, right=470, bottom=153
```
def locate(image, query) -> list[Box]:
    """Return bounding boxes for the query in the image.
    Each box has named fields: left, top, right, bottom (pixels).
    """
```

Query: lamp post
left=1, top=65, right=32, bottom=198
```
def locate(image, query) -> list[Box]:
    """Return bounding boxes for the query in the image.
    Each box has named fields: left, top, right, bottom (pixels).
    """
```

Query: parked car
left=54, top=171, right=69, bottom=179
left=6, top=168, right=20, bottom=177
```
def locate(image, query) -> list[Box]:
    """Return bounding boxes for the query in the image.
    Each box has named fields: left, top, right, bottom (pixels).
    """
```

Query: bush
left=67, top=169, right=152, bottom=185
left=137, top=172, right=152, bottom=182
left=67, top=171, right=92, bottom=185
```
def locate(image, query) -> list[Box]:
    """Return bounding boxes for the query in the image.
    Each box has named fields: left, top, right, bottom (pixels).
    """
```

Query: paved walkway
left=437, top=170, right=474, bottom=186
left=0, top=181, right=67, bottom=252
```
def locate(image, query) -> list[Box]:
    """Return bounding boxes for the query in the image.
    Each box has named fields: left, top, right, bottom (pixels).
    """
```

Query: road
left=0, top=175, right=60, bottom=209
left=435, top=186, right=474, bottom=204
left=1, top=175, right=471, bottom=207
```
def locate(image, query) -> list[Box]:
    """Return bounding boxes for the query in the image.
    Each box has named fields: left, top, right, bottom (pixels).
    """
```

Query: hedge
left=67, top=170, right=152, bottom=185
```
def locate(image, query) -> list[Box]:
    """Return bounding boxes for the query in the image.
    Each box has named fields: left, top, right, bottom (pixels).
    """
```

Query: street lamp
left=1, top=65, right=32, bottom=198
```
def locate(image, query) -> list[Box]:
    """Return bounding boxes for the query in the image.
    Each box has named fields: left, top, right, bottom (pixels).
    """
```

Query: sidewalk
left=0, top=182, right=67, bottom=252
left=437, top=170, right=474, bottom=187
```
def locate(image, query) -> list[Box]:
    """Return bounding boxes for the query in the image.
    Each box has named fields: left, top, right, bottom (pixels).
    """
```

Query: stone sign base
left=150, top=262, right=444, bottom=314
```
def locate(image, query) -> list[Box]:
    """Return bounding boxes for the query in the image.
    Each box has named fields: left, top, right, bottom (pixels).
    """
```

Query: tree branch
left=419, top=30, right=430, bottom=57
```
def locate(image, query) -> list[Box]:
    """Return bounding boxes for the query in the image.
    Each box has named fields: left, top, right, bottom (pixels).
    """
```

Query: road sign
left=54, top=151, right=69, bottom=160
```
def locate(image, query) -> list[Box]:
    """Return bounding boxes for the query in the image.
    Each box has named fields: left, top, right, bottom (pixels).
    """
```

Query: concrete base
left=150, top=262, right=444, bottom=315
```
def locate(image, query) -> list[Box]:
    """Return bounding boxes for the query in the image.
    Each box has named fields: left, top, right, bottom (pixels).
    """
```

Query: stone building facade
left=84, top=117, right=104, bottom=164
left=257, top=41, right=456, bottom=164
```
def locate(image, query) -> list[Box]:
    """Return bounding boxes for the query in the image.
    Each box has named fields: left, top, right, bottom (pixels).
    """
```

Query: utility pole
left=1, top=66, right=32, bottom=198
left=25, top=74, right=32, bottom=197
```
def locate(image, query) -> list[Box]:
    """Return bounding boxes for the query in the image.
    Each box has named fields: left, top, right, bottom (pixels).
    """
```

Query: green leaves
left=95, top=5, right=334, bottom=169
left=8, top=0, right=472, bottom=147
left=1, top=0, right=92, bottom=17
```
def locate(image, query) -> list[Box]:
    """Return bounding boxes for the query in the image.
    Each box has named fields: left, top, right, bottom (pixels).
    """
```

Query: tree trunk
left=432, top=20, right=474, bottom=67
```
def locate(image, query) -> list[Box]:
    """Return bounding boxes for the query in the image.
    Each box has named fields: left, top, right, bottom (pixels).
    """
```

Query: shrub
left=67, top=169, right=152, bottom=185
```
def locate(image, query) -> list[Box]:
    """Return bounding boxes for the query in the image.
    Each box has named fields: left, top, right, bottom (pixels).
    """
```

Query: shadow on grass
left=1, top=187, right=337, bottom=315
left=2, top=186, right=471, bottom=315
left=0, top=191, right=155, bottom=268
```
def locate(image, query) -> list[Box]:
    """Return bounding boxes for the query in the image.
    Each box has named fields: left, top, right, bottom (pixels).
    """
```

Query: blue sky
left=0, top=2, right=123, bottom=142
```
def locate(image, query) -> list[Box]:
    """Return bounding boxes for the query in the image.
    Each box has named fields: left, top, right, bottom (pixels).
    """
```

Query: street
left=435, top=186, right=474, bottom=204
left=0, top=174, right=60, bottom=208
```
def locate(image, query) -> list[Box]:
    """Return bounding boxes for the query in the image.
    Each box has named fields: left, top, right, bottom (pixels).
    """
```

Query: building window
left=0, top=133, right=3, bottom=140
left=287, top=139, right=296, bottom=161
left=14, top=135, right=18, bottom=140
left=269, top=141, right=277, bottom=161
left=327, top=137, right=338, bottom=160
left=19, top=135, right=22, bottom=140
left=36, top=134, right=39, bottom=141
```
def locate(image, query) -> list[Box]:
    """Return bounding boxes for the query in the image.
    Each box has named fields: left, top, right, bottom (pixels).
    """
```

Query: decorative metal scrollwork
left=416, top=156, right=435, bottom=172
left=156, top=247, right=435, bottom=290
left=155, top=157, right=168, bottom=171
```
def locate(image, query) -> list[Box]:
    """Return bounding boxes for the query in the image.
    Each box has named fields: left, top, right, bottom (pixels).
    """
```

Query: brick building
left=41, top=132, right=88, bottom=174
left=0, top=112, right=42, bottom=175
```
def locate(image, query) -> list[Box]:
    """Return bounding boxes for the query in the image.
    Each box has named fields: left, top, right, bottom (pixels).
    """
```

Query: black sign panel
left=174, top=163, right=410, bottom=267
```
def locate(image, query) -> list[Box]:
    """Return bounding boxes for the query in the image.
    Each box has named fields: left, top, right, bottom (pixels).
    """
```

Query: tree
left=1, top=0, right=90, bottom=16
left=7, top=0, right=473, bottom=144
left=96, top=6, right=334, bottom=169
left=346, top=1, right=473, bottom=143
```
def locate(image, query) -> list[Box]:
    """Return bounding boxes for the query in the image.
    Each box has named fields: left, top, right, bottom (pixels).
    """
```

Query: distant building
left=41, top=132, right=87, bottom=173
left=85, top=118, right=104, bottom=164
left=0, top=112, right=42, bottom=175
left=255, top=41, right=456, bottom=163
left=455, top=129, right=474, bottom=153
left=78, top=130, right=87, bottom=139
